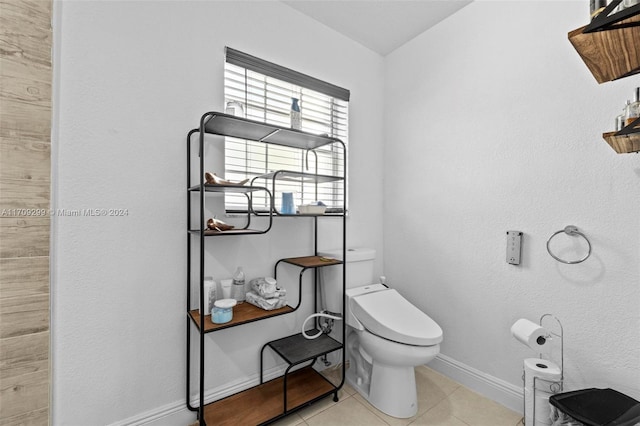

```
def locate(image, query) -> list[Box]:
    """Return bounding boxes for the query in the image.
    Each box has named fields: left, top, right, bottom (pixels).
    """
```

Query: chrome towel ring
left=546, top=225, right=592, bottom=264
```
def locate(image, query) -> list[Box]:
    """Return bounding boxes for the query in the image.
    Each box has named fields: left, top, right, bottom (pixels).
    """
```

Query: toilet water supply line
left=301, top=267, right=343, bottom=340
left=301, top=312, right=343, bottom=339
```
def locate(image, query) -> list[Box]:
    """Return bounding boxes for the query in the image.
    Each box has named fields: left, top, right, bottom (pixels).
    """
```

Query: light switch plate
left=506, top=231, right=523, bottom=265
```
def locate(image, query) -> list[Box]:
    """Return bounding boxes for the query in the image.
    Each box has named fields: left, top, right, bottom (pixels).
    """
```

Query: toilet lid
left=352, top=289, right=443, bottom=346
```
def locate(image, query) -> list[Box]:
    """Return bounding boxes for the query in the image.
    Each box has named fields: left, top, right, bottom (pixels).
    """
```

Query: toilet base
left=346, top=329, right=440, bottom=418
left=346, top=362, right=418, bottom=418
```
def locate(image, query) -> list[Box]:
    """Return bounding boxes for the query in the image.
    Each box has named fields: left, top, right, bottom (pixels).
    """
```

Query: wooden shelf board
left=603, top=131, right=640, bottom=153
left=189, top=304, right=294, bottom=332
left=281, top=256, right=342, bottom=268
left=199, top=367, right=335, bottom=426
left=568, top=14, right=640, bottom=83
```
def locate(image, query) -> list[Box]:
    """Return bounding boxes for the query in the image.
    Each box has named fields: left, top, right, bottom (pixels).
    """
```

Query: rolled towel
left=249, top=277, right=280, bottom=298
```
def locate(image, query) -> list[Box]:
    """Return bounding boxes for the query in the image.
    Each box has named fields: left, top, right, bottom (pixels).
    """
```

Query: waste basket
left=549, top=388, right=640, bottom=426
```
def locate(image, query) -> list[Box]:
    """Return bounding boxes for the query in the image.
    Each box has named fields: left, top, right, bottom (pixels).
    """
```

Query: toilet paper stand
left=524, top=314, right=564, bottom=426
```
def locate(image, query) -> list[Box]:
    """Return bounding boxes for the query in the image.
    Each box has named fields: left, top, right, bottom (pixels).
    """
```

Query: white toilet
left=319, top=248, right=443, bottom=419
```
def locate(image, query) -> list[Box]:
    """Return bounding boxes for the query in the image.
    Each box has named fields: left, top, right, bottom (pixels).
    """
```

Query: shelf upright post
left=197, top=113, right=211, bottom=426
left=186, top=129, right=199, bottom=413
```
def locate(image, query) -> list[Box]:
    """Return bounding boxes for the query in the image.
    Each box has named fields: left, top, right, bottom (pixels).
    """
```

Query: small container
left=212, top=299, right=237, bottom=324
left=225, top=101, right=245, bottom=117
left=291, top=98, right=301, bottom=130
left=202, top=277, right=216, bottom=316
left=220, top=279, right=232, bottom=299
left=298, top=204, right=327, bottom=215
left=625, top=88, right=640, bottom=126
left=281, top=192, right=295, bottom=214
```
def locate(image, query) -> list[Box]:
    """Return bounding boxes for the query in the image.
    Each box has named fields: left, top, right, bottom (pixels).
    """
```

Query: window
left=223, top=47, right=349, bottom=213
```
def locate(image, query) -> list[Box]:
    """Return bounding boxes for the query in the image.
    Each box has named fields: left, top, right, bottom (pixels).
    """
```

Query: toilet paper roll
left=524, top=358, right=562, bottom=390
left=524, top=388, right=555, bottom=426
left=511, top=318, right=551, bottom=353
left=523, top=358, right=562, bottom=426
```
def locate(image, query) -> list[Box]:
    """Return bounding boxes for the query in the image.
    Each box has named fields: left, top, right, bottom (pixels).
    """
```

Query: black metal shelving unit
left=186, top=112, right=347, bottom=425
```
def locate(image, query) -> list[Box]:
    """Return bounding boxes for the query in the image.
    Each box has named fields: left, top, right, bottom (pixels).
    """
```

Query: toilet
left=319, top=248, right=443, bottom=419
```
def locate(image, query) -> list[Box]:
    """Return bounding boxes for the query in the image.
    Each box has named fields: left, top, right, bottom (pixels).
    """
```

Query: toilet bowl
left=346, top=284, right=443, bottom=418
left=318, top=248, right=443, bottom=419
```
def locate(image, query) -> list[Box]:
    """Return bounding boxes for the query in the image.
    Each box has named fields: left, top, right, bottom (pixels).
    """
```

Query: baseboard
left=429, top=354, right=523, bottom=414
left=109, top=355, right=524, bottom=425
left=107, top=364, right=288, bottom=426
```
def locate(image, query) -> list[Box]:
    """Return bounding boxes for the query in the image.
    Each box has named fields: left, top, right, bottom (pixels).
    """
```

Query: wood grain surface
left=0, top=0, right=52, bottom=424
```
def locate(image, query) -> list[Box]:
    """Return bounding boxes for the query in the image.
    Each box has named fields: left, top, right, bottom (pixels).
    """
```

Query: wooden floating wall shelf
left=568, top=13, right=640, bottom=83
left=602, top=131, right=640, bottom=153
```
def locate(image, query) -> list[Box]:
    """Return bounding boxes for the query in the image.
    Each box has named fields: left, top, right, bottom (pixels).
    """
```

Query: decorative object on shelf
left=546, top=225, right=592, bottom=264
left=290, top=97, right=301, bottom=130
left=207, top=217, right=235, bottom=232
left=204, top=172, right=249, bottom=186
left=568, top=2, right=640, bottom=84
left=625, top=87, right=640, bottom=126
left=246, top=290, right=287, bottom=311
left=231, top=266, right=245, bottom=303
left=249, top=277, right=278, bottom=298
left=225, top=100, right=245, bottom=117
left=281, top=192, right=295, bottom=214
left=220, top=279, right=232, bottom=299
left=212, top=299, right=237, bottom=324
left=298, top=204, right=327, bottom=215
left=616, top=100, right=631, bottom=131
left=590, top=0, right=608, bottom=19
left=247, top=277, right=287, bottom=311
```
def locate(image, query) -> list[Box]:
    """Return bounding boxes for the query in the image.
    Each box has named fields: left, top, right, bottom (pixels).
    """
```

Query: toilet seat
left=352, top=289, right=443, bottom=346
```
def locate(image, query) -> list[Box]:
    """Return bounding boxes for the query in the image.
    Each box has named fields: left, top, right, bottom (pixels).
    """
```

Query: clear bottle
left=290, top=98, right=302, bottom=130
left=231, top=266, right=245, bottom=303
left=590, top=0, right=608, bottom=19
left=625, top=88, right=640, bottom=127
left=616, top=100, right=630, bottom=131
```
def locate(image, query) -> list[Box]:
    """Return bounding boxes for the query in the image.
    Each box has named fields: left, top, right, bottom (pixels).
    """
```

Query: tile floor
left=272, top=366, right=523, bottom=426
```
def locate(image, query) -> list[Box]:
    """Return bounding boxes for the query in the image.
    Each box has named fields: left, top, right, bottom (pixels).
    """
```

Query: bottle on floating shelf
left=590, top=0, right=608, bottom=19
left=291, top=97, right=302, bottom=130
left=624, top=88, right=640, bottom=127
left=616, top=101, right=629, bottom=131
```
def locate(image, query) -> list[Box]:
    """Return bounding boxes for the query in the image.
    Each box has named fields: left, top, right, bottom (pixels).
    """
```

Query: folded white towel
left=246, top=290, right=287, bottom=311
left=249, top=277, right=281, bottom=298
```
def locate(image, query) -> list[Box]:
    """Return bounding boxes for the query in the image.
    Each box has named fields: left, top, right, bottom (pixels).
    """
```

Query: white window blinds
left=223, top=48, right=349, bottom=213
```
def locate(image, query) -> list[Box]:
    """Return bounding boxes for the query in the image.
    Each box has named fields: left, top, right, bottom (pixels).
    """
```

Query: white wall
left=52, top=1, right=384, bottom=424
left=384, top=0, right=640, bottom=404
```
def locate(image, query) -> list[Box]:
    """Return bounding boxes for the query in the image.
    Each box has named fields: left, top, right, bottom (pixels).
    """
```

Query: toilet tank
left=318, top=248, right=376, bottom=289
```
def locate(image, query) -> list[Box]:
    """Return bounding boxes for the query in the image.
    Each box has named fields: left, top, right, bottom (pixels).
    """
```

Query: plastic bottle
left=231, top=267, right=245, bottom=303
left=203, top=277, right=215, bottom=315
left=291, top=98, right=302, bottom=130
